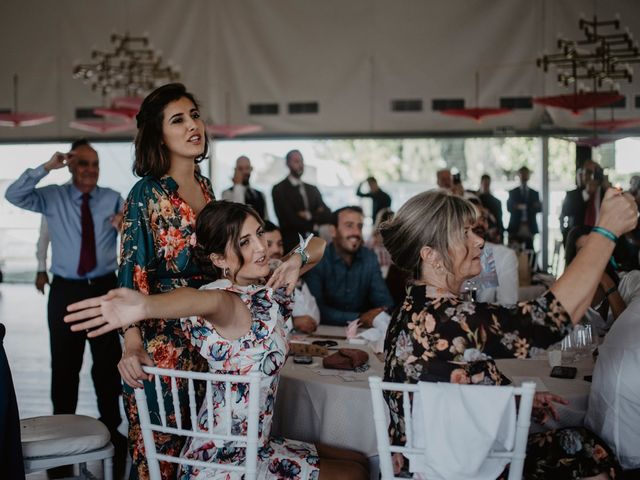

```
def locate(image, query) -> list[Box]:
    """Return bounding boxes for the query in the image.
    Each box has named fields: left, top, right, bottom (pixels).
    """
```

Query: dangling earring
left=223, top=267, right=230, bottom=278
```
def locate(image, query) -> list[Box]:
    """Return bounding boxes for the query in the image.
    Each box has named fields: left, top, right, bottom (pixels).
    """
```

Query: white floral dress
left=178, top=279, right=320, bottom=480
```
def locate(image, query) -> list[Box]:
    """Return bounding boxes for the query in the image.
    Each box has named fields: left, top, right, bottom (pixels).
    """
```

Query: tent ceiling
left=0, top=0, right=639, bottom=141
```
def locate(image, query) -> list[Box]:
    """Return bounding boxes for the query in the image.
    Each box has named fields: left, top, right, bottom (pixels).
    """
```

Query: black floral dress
left=118, top=172, right=215, bottom=480
left=384, top=284, right=620, bottom=479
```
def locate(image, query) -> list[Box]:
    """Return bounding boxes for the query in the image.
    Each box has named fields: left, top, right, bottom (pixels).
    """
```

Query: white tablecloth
left=273, top=327, right=594, bottom=458
left=272, top=326, right=383, bottom=457
left=496, top=356, right=593, bottom=430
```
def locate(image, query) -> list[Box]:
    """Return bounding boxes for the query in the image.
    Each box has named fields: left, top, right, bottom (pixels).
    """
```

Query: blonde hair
left=380, top=190, right=476, bottom=279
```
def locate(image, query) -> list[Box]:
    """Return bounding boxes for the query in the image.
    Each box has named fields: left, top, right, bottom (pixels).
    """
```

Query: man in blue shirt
left=305, top=206, right=394, bottom=326
left=5, top=140, right=126, bottom=475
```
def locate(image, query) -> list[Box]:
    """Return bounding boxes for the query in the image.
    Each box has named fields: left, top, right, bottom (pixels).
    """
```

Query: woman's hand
left=597, top=188, right=638, bottom=237
left=392, top=452, right=404, bottom=475
left=531, top=392, right=568, bottom=425
left=64, top=287, right=148, bottom=337
left=266, top=255, right=303, bottom=295
left=293, top=315, right=317, bottom=333
left=119, top=335, right=154, bottom=389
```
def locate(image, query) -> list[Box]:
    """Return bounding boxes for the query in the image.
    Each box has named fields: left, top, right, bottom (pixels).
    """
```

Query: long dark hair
left=133, top=83, right=208, bottom=178
left=193, top=201, right=264, bottom=280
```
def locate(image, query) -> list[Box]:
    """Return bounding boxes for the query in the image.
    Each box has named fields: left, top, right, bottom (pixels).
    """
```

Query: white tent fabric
left=0, top=0, right=639, bottom=140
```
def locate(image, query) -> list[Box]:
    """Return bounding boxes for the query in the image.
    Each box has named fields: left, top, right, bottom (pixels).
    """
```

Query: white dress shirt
left=585, top=298, right=640, bottom=470
left=476, top=243, right=519, bottom=307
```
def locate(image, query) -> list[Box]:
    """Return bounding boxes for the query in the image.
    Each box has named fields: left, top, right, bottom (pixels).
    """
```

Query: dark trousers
left=0, top=324, right=25, bottom=480
left=48, top=274, right=122, bottom=434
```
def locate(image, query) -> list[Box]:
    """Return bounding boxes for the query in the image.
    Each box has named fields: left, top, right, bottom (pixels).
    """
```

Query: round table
left=272, top=327, right=594, bottom=458
left=496, top=355, right=593, bottom=430
left=272, top=326, right=383, bottom=457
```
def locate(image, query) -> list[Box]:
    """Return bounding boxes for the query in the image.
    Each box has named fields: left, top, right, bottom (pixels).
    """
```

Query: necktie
left=298, top=183, right=310, bottom=211
left=584, top=195, right=597, bottom=227
left=77, top=193, right=97, bottom=276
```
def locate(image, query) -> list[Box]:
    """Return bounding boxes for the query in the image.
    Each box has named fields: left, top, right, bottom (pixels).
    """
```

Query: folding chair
left=21, top=415, right=114, bottom=479
left=134, top=366, right=262, bottom=480
left=369, top=376, right=536, bottom=480
left=0, top=321, right=114, bottom=480
left=550, top=239, right=564, bottom=276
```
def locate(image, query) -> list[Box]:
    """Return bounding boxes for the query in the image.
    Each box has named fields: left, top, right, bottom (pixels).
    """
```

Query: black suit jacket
left=222, top=186, right=267, bottom=220
left=272, top=178, right=331, bottom=251
left=559, top=187, right=606, bottom=242
left=559, top=188, right=586, bottom=242
left=479, top=192, right=504, bottom=235
left=506, top=186, right=541, bottom=235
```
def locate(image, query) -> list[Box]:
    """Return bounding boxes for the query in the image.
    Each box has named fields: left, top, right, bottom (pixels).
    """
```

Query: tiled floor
left=1, top=283, right=127, bottom=479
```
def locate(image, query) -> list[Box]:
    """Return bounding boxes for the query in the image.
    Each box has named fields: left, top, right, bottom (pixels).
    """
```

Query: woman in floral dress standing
left=66, top=201, right=370, bottom=480
left=119, top=83, right=215, bottom=479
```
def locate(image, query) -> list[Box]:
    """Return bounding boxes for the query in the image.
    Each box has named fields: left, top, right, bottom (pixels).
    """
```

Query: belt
left=53, top=272, right=116, bottom=286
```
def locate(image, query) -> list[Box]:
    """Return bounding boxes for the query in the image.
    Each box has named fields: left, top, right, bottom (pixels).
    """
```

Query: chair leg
left=104, top=456, right=113, bottom=480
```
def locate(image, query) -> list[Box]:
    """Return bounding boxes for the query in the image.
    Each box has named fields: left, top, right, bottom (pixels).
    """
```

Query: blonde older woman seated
left=379, top=189, right=637, bottom=479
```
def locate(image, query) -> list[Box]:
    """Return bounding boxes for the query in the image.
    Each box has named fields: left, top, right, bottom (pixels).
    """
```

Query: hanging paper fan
left=69, top=119, right=135, bottom=134
left=438, top=72, right=512, bottom=122
left=440, top=107, right=512, bottom=121
left=0, top=75, right=55, bottom=127
left=533, top=92, right=623, bottom=115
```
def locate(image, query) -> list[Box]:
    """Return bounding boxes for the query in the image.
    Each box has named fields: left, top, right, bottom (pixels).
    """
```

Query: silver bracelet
left=294, top=233, right=313, bottom=266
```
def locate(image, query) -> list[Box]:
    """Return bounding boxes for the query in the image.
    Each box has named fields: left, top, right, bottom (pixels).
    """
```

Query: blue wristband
left=592, top=226, right=618, bottom=244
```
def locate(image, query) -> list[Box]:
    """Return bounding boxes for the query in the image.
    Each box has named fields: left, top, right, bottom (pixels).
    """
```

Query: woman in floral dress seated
left=378, top=189, right=637, bottom=479
left=65, top=200, right=369, bottom=480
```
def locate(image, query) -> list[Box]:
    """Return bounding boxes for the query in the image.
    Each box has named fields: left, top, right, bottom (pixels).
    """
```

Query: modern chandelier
left=71, top=32, right=179, bottom=133
left=535, top=15, right=640, bottom=114
left=72, top=32, right=180, bottom=97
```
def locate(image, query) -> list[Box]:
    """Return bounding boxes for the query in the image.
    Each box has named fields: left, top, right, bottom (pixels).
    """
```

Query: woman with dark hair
left=65, top=201, right=370, bottom=480
left=119, top=83, right=215, bottom=478
left=378, top=189, right=637, bottom=479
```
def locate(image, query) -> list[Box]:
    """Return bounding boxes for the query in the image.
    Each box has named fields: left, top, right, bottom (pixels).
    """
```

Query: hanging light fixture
left=0, top=75, right=55, bottom=127
left=71, top=32, right=178, bottom=133
left=535, top=15, right=639, bottom=114
left=440, top=72, right=512, bottom=122
left=73, top=32, right=180, bottom=97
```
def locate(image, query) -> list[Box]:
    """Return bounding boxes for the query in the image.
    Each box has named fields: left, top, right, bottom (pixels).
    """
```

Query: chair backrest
left=134, top=366, right=262, bottom=480
left=551, top=239, right=564, bottom=276
left=368, top=376, right=536, bottom=480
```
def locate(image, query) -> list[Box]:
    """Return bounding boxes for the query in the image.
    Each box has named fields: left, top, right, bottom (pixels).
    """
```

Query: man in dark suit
left=478, top=174, right=504, bottom=244
left=272, top=149, right=331, bottom=251
left=221, top=155, right=268, bottom=220
left=559, top=160, right=606, bottom=245
left=507, top=166, right=541, bottom=250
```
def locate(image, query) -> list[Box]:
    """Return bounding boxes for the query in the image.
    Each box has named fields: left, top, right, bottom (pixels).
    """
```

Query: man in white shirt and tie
left=221, top=155, right=268, bottom=220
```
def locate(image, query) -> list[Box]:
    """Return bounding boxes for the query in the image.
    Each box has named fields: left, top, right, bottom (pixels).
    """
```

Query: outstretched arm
left=65, top=287, right=227, bottom=338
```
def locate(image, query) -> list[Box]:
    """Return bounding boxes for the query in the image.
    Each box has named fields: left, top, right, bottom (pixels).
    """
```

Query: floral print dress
left=384, top=284, right=620, bottom=479
left=118, top=172, right=215, bottom=480
left=179, top=279, right=320, bottom=480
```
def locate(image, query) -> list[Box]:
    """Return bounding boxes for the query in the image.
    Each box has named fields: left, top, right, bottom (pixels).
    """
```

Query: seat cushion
left=21, top=414, right=111, bottom=458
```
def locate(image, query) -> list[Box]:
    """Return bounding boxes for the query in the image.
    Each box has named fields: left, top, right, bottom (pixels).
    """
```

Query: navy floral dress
left=384, top=285, right=620, bottom=479
left=118, top=171, right=215, bottom=480
left=179, top=280, right=320, bottom=480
